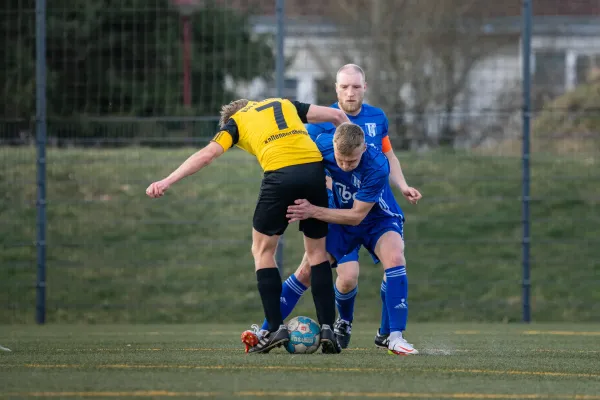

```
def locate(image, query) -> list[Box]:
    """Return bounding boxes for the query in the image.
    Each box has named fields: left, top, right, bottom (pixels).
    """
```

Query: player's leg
left=335, top=255, right=359, bottom=322
left=246, top=169, right=292, bottom=354
left=251, top=229, right=283, bottom=331
left=247, top=228, right=290, bottom=353
left=374, top=273, right=390, bottom=348
left=294, top=252, right=312, bottom=287
left=258, top=186, right=335, bottom=332
left=373, top=229, right=418, bottom=355
left=300, top=162, right=341, bottom=354
left=303, top=234, right=340, bottom=354
left=258, top=252, right=311, bottom=331
left=350, top=252, right=389, bottom=348
left=356, top=249, right=389, bottom=348
left=332, top=250, right=359, bottom=349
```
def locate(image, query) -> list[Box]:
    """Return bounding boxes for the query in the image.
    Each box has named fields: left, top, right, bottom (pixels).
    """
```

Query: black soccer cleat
left=374, top=329, right=390, bottom=349
left=248, top=325, right=289, bottom=354
left=333, top=317, right=352, bottom=349
left=320, top=324, right=342, bottom=354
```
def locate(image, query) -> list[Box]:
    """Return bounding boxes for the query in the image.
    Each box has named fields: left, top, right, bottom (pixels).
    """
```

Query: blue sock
left=384, top=266, right=408, bottom=332
left=379, top=280, right=390, bottom=335
left=261, top=274, right=307, bottom=330
left=334, top=284, right=358, bottom=322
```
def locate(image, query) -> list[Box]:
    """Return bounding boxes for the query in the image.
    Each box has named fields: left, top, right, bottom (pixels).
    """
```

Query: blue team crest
left=365, top=123, right=377, bottom=137
left=352, top=174, right=361, bottom=188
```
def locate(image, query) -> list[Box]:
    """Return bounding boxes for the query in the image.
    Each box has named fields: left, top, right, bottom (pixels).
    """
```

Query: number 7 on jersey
left=256, top=101, right=289, bottom=130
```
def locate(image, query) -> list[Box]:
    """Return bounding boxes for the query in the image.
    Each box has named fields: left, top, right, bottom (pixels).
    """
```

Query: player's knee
left=336, top=263, right=359, bottom=280
left=303, top=237, right=328, bottom=266
left=305, top=249, right=328, bottom=266
left=335, top=262, right=359, bottom=292
left=336, top=275, right=358, bottom=293
left=383, top=252, right=406, bottom=268
left=251, top=239, right=276, bottom=261
left=250, top=242, right=261, bottom=259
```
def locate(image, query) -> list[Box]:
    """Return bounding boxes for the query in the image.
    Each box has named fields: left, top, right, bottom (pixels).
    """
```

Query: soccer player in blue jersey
left=305, top=64, right=420, bottom=348
left=285, top=122, right=418, bottom=355
left=243, top=64, right=421, bottom=350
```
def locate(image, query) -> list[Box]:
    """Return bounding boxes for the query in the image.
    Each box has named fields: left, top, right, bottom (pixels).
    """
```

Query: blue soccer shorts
left=326, top=216, right=404, bottom=265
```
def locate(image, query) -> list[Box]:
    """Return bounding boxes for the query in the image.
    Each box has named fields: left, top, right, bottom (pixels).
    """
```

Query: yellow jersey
left=212, top=98, right=323, bottom=171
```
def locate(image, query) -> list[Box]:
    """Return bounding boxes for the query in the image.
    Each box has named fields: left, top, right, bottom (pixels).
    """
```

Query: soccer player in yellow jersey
left=146, top=98, right=349, bottom=354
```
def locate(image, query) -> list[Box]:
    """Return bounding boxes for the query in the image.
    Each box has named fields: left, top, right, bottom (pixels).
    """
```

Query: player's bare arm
left=287, top=198, right=374, bottom=226
left=306, top=104, right=350, bottom=126
left=384, top=149, right=422, bottom=205
left=145, top=141, right=224, bottom=198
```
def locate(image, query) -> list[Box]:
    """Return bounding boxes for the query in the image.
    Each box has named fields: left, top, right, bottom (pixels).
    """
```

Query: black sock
left=310, top=261, right=336, bottom=327
left=256, top=268, right=283, bottom=332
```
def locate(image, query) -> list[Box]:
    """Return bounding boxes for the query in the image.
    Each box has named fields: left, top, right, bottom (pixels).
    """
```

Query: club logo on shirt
left=334, top=182, right=357, bottom=204
left=365, top=123, right=377, bottom=137
left=352, top=174, right=361, bottom=188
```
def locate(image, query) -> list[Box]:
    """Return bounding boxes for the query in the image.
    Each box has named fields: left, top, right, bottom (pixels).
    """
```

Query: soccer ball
left=285, top=316, right=321, bottom=354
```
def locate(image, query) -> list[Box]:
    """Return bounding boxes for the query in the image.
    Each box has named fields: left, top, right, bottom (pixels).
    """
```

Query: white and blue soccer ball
left=285, top=316, right=321, bottom=354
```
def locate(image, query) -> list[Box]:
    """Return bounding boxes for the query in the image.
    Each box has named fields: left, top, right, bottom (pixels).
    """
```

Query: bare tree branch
left=323, top=0, right=512, bottom=148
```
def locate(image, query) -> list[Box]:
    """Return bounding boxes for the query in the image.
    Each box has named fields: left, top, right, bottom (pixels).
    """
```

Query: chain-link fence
left=1, top=0, right=599, bottom=323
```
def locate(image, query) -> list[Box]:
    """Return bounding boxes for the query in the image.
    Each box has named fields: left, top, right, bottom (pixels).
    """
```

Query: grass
left=1, top=146, right=599, bottom=323
left=1, top=323, right=599, bottom=399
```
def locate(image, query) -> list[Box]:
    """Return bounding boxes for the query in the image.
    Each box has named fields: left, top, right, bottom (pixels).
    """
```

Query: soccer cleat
left=387, top=335, right=419, bottom=356
left=241, top=331, right=258, bottom=353
left=333, top=317, right=352, bottom=349
left=247, top=325, right=289, bottom=354
left=241, top=324, right=268, bottom=353
left=374, top=329, right=390, bottom=349
left=320, top=324, right=342, bottom=354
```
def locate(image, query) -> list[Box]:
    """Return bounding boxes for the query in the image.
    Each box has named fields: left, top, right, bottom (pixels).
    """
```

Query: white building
left=245, top=11, right=600, bottom=144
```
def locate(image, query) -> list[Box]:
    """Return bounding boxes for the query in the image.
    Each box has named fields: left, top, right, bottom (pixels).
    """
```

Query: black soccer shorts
left=253, top=161, right=328, bottom=239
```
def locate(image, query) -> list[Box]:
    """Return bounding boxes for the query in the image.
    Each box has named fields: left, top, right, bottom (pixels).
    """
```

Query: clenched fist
left=146, top=179, right=170, bottom=198
left=401, top=186, right=422, bottom=205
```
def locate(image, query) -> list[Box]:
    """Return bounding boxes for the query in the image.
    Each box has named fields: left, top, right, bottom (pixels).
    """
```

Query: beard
left=339, top=98, right=362, bottom=114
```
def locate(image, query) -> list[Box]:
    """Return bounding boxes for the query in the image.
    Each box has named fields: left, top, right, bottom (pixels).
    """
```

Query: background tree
left=310, top=0, right=514, bottom=149
left=0, top=0, right=275, bottom=119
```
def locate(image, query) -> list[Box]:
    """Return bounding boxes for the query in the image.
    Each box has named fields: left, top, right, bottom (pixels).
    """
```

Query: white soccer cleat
left=388, top=336, right=419, bottom=356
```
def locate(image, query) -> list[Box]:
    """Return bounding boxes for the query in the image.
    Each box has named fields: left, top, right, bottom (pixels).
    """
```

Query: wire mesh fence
left=1, top=0, right=599, bottom=323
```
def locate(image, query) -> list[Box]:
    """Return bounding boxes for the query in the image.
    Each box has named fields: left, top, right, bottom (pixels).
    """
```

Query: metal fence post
left=275, top=0, right=285, bottom=272
left=521, top=0, right=532, bottom=323
left=35, top=0, right=47, bottom=324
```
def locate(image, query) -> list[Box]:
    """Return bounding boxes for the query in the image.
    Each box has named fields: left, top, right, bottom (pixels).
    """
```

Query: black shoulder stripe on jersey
left=291, top=100, right=310, bottom=124
left=223, top=118, right=240, bottom=144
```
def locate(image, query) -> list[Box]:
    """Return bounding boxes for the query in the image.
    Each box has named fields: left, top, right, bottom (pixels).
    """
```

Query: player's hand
left=401, top=186, right=422, bottom=205
left=146, top=179, right=170, bottom=198
left=286, top=199, right=315, bottom=223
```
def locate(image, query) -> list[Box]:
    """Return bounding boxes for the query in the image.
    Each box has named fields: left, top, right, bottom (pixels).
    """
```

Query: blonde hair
left=219, top=99, right=249, bottom=128
left=336, top=64, right=366, bottom=83
left=333, top=123, right=365, bottom=155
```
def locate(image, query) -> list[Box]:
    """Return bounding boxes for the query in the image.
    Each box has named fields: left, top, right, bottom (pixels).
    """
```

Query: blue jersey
left=315, top=134, right=404, bottom=225
left=307, top=103, right=389, bottom=151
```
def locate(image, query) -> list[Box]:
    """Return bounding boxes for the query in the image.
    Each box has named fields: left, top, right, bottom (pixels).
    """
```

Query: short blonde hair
left=219, top=99, right=249, bottom=128
left=333, top=123, right=365, bottom=155
left=336, top=64, right=366, bottom=83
